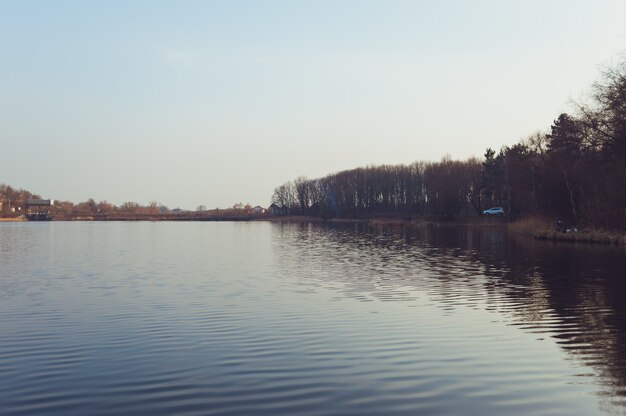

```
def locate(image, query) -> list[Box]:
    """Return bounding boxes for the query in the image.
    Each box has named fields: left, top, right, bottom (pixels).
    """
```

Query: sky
left=1, top=1, right=625, bottom=209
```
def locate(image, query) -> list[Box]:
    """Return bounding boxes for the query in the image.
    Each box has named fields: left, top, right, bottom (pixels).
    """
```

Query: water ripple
left=0, top=221, right=624, bottom=415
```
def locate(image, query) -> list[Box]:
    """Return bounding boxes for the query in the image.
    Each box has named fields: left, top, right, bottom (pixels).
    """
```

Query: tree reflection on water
left=273, top=222, right=626, bottom=405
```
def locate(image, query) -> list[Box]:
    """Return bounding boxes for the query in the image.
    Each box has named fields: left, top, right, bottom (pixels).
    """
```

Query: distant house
left=268, top=203, right=285, bottom=216
left=26, top=199, right=54, bottom=220
left=252, top=206, right=266, bottom=214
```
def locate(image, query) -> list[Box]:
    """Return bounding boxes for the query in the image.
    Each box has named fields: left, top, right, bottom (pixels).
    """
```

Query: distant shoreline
left=3, top=214, right=623, bottom=247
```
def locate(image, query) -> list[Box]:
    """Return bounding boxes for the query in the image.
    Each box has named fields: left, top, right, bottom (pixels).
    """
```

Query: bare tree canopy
left=271, top=58, right=626, bottom=229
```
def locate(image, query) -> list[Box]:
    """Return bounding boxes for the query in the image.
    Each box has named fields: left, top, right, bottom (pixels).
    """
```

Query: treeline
left=0, top=184, right=41, bottom=214
left=0, top=190, right=172, bottom=218
left=52, top=199, right=170, bottom=218
left=0, top=185, right=261, bottom=219
left=271, top=59, right=626, bottom=230
left=48, top=200, right=259, bottom=218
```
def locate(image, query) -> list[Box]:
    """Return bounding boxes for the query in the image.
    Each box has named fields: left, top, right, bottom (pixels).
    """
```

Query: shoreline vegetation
left=264, top=58, right=626, bottom=245
left=1, top=57, right=625, bottom=248
left=1, top=212, right=624, bottom=247
left=506, top=217, right=625, bottom=247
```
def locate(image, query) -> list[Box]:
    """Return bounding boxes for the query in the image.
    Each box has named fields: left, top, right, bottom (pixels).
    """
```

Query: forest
left=271, top=59, right=626, bottom=230
left=2, top=59, right=624, bottom=230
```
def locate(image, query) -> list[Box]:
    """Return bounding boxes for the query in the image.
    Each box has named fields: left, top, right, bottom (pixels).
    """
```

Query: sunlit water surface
left=0, top=221, right=625, bottom=415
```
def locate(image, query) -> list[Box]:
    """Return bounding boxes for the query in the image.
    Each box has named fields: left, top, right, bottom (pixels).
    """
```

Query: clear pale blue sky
left=1, top=1, right=625, bottom=209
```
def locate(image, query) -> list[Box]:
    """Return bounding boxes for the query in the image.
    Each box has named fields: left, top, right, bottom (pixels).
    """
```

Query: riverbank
left=508, top=217, right=625, bottom=247
left=368, top=215, right=506, bottom=227
left=319, top=215, right=625, bottom=247
left=4, top=213, right=623, bottom=247
left=0, top=216, right=26, bottom=222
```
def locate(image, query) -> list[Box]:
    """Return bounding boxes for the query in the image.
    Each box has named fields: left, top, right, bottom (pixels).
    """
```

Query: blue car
left=482, top=207, right=504, bottom=216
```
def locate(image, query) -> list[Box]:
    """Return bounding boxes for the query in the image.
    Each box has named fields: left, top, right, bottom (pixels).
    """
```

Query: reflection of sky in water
left=0, top=221, right=624, bottom=415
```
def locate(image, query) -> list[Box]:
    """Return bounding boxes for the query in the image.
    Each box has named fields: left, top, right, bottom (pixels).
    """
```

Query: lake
left=0, top=221, right=625, bottom=415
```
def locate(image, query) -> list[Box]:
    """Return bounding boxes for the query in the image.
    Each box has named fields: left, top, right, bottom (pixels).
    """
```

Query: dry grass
left=368, top=218, right=414, bottom=226
left=508, top=217, right=553, bottom=236
left=509, top=217, right=625, bottom=246
left=534, top=229, right=625, bottom=246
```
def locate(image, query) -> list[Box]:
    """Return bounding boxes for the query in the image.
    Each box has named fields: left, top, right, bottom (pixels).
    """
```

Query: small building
left=268, top=203, right=285, bottom=216
left=26, top=199, right=54, bottom=221
left=252, top=206, right=266, bottom=214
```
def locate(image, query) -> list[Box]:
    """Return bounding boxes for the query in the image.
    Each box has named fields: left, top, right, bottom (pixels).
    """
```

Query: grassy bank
left=6, top=213, right=623, bottom=247
left=368, top=215, right=507, bottom=227
left=508, top=217, right=625, bottom=247
left=0, top=216, right=26, bottom=222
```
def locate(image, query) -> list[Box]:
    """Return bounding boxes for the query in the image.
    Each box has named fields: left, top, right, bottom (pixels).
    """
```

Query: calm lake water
left=1, top=221, right=625, bottom=415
